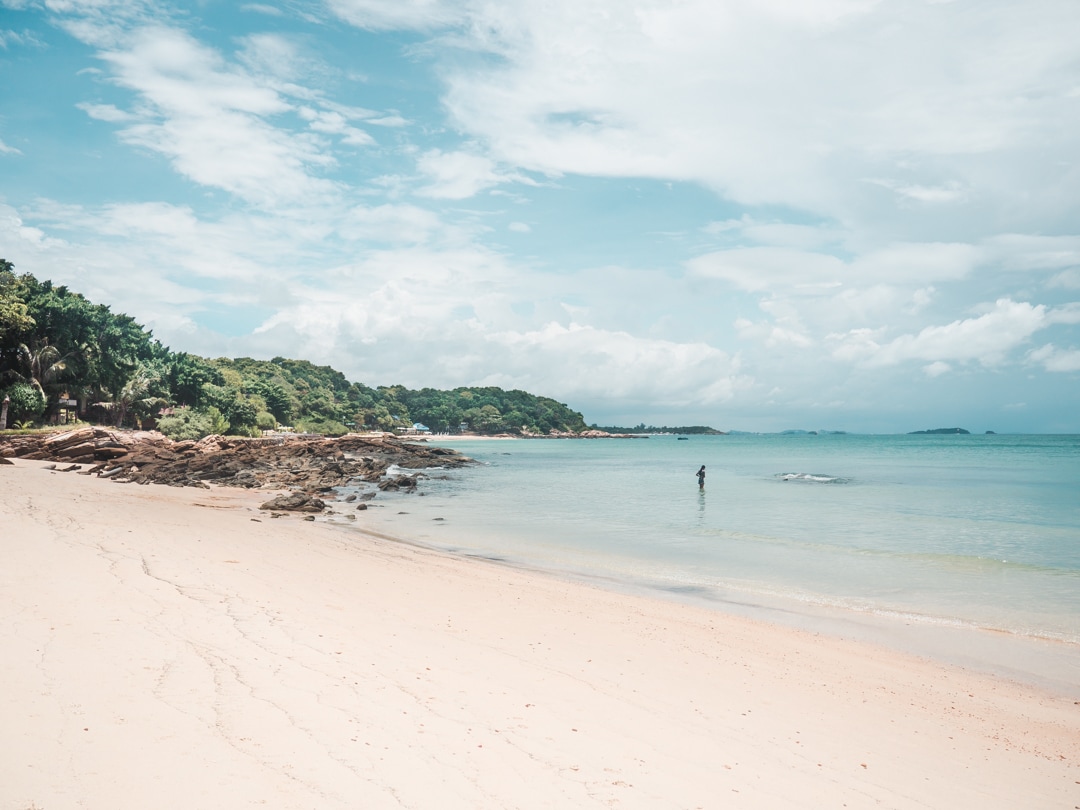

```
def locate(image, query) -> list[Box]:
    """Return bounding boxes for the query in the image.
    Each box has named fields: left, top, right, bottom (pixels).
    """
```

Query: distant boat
left=677, top=436, right=688, bottom=440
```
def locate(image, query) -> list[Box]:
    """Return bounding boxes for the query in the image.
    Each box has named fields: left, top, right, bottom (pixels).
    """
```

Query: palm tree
left=97, top=363, right=167, bottom=429
left=16, top=339, right=69, bottom=399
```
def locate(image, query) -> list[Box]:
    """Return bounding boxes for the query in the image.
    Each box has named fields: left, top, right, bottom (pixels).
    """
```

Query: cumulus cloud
left=828, top=299, right=1073, bottom=368
left=1028, top=344, right=1080, bottom=372
left=482, top=322, right=746, bottom=408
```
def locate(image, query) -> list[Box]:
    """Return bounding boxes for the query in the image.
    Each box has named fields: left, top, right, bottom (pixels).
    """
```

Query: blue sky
left=1, top=0, right=1079, bottom=432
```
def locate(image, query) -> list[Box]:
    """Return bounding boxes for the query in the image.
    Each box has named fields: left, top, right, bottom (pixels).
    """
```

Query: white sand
left=2, top=460, right=1078, bottom=809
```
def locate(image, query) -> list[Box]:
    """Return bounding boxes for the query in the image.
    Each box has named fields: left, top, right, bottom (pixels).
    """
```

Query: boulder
left=258, top=493, right=326, bottom=512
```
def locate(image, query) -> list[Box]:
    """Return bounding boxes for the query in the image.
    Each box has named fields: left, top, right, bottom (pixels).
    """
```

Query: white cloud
left=1028, top=344, right=1080, bottom=372
left=688, top=247, right=845, bottom=293
left=241, top=4, right=284, bottom=16
left=325, top=0, right=466, bottom=32
left=76, top=102, right=133, bottom=122
left=1048, top=269, right=1080, bottom=290
left=337, top=204, right=443, bottom=244
left=923, top=361, right=951, bottom=377
left=90, top=26, right=340, bottom=208
left=829, top=298, right=1068, bottom=368
left=687, top=242, right=977, bottom=293
left=298, top=106, right=375, bottom=147
left=508, top=221, right=530, bottom=233
left=416, top=149, right=521, bottom=199
left=60, top=19, right=390, bottom=211
left=866, top=178, right=968, bottom=204
left=0, top=137, right=22, bottom=154
left=735, top=318, right=813, bottom=349
left=1, top=26, right=45, bottom=48
left=369, top=0, right=1080, bottom=239
left=482, top=321, right=746, bottom=407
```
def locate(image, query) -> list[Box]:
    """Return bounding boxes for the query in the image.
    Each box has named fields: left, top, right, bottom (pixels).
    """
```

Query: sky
left=1, top=0, right=1079, bottom=433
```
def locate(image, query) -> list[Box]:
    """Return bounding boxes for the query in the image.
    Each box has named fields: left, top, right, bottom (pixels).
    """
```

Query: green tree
left=0, top=381, right=46, bottom=424
left=99, top=362, right=167, bottom=428
left=168, top=353, right=222, bottom=407
left=0, top=260, right=34, bottom=343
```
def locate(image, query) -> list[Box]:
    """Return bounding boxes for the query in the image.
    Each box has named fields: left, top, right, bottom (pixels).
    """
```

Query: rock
left=258, top=493, right=326, bottom=512
left=378, top=473, right=421, bottom=491
left=233, top=470, right=260, bottom=488
left=0, top=428, right=471, bottom=502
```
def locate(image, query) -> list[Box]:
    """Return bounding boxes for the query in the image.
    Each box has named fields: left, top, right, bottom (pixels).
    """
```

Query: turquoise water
left=344, top=433, right=1080, bottom=681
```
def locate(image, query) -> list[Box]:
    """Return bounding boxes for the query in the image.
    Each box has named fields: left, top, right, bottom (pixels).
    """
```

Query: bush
left=227, top=398, right=260, bottom=433
left=156, top=407, right=214, bottom=441
left=1, top=383, right=46, bottom=425
left=255, top=411, right=277, bottom=431
left=295, top=417, right=349, bottom=436
left=205, top=406, right=229, bottom=435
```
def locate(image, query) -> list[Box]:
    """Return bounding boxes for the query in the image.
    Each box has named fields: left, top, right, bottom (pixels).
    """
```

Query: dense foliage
left=0, top=261, right=588, bottom=438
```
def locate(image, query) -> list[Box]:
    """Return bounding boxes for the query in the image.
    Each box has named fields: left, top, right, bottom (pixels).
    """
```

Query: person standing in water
left=696, top=465, right=706, bottom=488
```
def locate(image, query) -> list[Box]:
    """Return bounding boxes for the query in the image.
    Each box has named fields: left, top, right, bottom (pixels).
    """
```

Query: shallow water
left=339, top=433, right=1080, bottom=692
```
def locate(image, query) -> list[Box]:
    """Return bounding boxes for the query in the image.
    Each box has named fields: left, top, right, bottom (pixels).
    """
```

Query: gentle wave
left=775, top=472, right=850, bottom=483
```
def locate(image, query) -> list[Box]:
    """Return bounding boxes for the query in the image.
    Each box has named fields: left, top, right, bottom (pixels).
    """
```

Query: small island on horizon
left=907, top=427, right=971, bottom=435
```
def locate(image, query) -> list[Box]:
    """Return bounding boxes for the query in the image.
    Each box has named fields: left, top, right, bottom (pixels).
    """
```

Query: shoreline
left=332, top=497, right=1080, bottom=700
left=3, top=459, right=1078, bottom=808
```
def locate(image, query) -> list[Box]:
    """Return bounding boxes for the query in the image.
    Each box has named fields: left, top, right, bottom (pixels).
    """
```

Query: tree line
left=0, top=261, right=588, bottom=438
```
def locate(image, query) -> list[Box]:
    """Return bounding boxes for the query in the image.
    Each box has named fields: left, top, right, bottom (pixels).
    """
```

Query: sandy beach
left=2, top=460, right=1078, bottom=809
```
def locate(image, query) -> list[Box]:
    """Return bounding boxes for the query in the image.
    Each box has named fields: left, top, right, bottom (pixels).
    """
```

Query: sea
left=339, top=433, right=1080, bottom=695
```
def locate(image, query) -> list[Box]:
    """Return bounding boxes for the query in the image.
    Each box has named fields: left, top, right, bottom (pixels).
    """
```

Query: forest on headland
left=0, top=261, right=588, bottom=438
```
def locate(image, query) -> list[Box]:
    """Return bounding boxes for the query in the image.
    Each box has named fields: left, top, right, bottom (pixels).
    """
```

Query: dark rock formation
left=0, top=429, right=471, bottom=506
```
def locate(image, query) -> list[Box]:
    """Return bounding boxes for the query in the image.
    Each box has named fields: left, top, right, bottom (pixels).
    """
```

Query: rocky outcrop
left=0, top=428, right=470, bottom=503
left=545, top=429, right=648, bottom=439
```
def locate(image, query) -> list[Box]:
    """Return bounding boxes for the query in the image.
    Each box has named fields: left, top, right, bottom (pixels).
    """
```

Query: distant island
left=908, top=427, right=971, bottom=435
left=589, top=424, right=726, bottom=435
